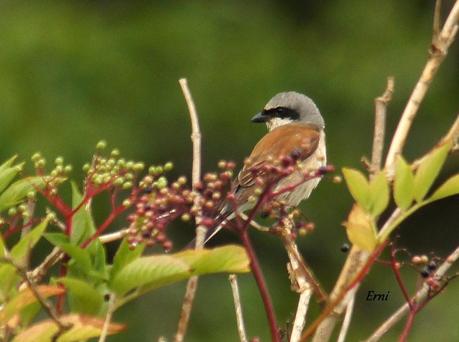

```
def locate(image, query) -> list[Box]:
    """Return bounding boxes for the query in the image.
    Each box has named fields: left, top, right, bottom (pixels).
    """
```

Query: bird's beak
left=251, top=111, right=268, bottom=123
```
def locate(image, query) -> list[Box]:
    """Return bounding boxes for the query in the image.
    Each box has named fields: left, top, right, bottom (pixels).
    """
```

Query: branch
left=336, top=294, right=355, bottom=342
left=365, top=245, right=459, bottom=342
left=2, top=256, right=70, bottom=332
left=229, top=274, right=248, bottom=342
left=385, top=1, right=459, bottom=174
left=99, top=293, right=116, bottom=342
left=175, top=78, right=204, bottom=342
left=371, top=77, right=394, bottom=175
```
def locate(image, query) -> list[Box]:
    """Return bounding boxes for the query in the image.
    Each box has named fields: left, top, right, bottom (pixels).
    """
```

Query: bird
left=205, top=91, right=327, bottom=243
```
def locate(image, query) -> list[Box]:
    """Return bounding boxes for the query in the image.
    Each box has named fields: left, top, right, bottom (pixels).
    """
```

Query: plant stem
left=239, top=230, right=280, bottom=342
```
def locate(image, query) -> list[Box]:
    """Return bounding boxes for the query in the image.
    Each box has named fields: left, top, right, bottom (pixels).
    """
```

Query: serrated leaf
left=111, top=245, right=250, bottom=297
left=0, top=165, right=23, bottom=194
left=11, top=219, right=49, bottom=265
left=0, top=155, right=18, bottom=174
left=342, top=168, right=371, bottom=210
left=110, top=239, right=145, bottom=282
left=110, top=255, right=190, bottom=295
left=56, top=277, right=104, bottom=315
left=413, top=141, right=452, bottom=202
left=429, top=174, right=459, bottom=201
left=174, top=245, right=250, bottom=275
left=394, top=156, right=414, bottom=210
left=0, top=177, right=45, bottom=212
left=368, top=170, right=389, bottom=216
left=0, top=285, right=64, bottom=324
left=11, top=314, right=125, bottom=342
left=344, top=205, right=377, bottom=252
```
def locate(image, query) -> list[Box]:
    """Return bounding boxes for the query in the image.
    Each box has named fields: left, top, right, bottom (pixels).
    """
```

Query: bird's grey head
left=251, top=91, right=325, bottom=131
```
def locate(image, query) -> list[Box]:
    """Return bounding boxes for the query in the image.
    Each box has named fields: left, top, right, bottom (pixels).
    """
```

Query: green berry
left=96, top=140, right=107, bottom=150
left=164, top=162, right=174, bottom=171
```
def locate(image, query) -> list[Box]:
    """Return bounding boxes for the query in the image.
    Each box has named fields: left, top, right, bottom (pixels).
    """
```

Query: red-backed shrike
left=205, top=91, right=326, bottom=242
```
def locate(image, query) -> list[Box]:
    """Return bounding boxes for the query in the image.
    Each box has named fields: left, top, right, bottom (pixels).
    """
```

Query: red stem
left=390, top=248, right=414, bottom=310
left=81, top=205, right=126, bottom=248
left=239, top=230, right=280, bottom=342
left=399, top=308, right=416, bottom=342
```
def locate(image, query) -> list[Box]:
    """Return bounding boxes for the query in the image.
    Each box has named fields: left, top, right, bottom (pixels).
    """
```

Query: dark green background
left=0, top=1, right=458, bottom=341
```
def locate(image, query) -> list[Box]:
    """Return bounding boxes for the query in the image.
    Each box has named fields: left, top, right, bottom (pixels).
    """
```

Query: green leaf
left=0, top=264, right=19, bottom=301
left=45, top=232, right=93, bottom=276
left=429, top=174, right=459, bottom=201
left=367, top=170, right=389, bottom=216
left=344, top=205, right=377, bottom=252
left=70, top=182, right=96, bottom=245
left=11, top=314, right=124, bottom=342
left=110, top=245, right=250, bottom=297
left=342, top=168, right=371, bottom=211
left=44, top=232, right=70, bottom=247
left=0, top=177, right=45, bottom=212
left=393, top=156, right=415, bottom=210
left=0, top=165, right=23, bottom=194
left=110, top=255, right=190, bottom=295
left=59, top=244, right=92, bottom=275
left=174, top=245, right=250, bottom=275
left=11, top=219, right=49, bottom=265
left=0, top=235, right=6, bottom=257
left=0, top=285, right=64, bottom=324
left=413, top=141, right=451, bottom=202
left=110, top=239, right=145, bottom=282
left=56, top=277, right=104, bottom=315
left=0, top=155, right=18, bottom=174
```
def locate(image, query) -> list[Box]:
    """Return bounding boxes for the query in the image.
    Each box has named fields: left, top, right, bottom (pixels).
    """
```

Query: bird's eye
left=276, top=107, right=287, bottom=117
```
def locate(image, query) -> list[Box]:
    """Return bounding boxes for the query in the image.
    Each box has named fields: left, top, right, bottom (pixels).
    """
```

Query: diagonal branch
left=371, top=77, right=394, bottom=176
left=385, top=0, right=459, bottom=174
left=365, top=245, right=459, bottom=342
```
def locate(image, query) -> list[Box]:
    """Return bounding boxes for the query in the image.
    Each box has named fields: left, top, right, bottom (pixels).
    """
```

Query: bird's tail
left=184, top=210, right=233, bottom=249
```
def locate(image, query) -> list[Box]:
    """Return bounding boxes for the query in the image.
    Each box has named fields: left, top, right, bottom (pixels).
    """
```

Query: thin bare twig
left=336, top=294, right=355, bottom=342
left=99, top=293, right=116, bottom=342
left=371, top=77, right=394, bottom=175
left=229, top=274, right=248, bottom=342
left=175, top=78, right=204, bottom=342
left=385, top=1, right=459, bottom=174
left=2, top=256, right=69, bottom=332
left=365, top=245, right=459, bottom=342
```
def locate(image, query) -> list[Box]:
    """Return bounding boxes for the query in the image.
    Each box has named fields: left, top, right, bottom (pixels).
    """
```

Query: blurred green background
left=0, top=0, right=458, bottom=341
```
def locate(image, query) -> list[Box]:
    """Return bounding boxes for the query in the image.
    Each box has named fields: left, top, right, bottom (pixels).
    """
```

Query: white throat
left=266, top=117, right=293, bottom=131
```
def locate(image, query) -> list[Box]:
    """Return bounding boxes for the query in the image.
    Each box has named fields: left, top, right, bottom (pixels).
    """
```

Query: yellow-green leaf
left=0, top=155, right=18, bottom=174
left=175, top=245, right=250, bottom=275
left=110, top=245, right=250, bottom=297
left=56, top=277, right=104, bottom=315
left=110, top=255, right=190, bottom=295
left=394, top=156, right=414, bottom=210
left=413, top=141, right=452, bottom=202
left=368, top=170, right=389, bottom=216
left=429, top=174, right=459, bottom=201
left=11, top=219, right=49, bottom=265
left=344, top=205, right=377, bottom=252
left=0, top=165, right=23, bottom=194
left=0, top=177, right=45, bottom=212
left=12, top=314, right=125, bottom=342
left=342, top=168, right=370, bottom=210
